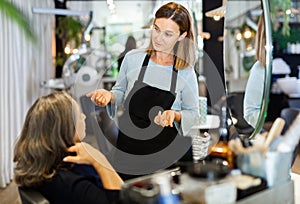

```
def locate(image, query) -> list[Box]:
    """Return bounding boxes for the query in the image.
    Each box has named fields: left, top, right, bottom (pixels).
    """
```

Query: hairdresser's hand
left=63, top=142, right=106, bottom=166
left=154, top=110, right=181, bottom=127
left=86, top=89, right=115, bottom=107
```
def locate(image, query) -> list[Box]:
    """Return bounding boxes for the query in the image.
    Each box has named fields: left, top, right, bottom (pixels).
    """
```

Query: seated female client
left=13, top=91, right=123, bottom=204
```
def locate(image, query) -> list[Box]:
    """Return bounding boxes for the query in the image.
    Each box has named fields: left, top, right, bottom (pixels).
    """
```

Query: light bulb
left=243, top=29, right=252, bottom=39
left=213, top=15, right=221, bottom=21
left=64, top=45, right=71, bottom=54
left=286, top=9, right=292, bottom=15
left=72, top=49, right=78, bottom=54
left=84, top=34, right=91, bottom=42
left=236, top=32, right=242, bottom=41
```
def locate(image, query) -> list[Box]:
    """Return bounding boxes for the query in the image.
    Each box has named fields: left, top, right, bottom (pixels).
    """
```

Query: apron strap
left=170, top=56, right=178, bottom=94
left=137, top=54, right=150, bottom=82
left=137, top=54, right=178, bottom=94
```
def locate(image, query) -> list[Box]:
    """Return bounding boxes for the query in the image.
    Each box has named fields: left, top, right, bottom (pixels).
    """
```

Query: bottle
left=209, top=106, right=234, bottom=169
left=154, top=175, right=180, bottom=204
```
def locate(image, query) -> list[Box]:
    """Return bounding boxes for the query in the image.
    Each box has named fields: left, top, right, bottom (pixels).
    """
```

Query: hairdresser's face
left=151, top=18, right=184, bottom=53
left=73, top=102, right=86, bottom=142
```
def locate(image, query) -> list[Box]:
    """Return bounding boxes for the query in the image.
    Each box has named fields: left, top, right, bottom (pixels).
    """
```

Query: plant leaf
left=0, top=0, right=36, bottom=43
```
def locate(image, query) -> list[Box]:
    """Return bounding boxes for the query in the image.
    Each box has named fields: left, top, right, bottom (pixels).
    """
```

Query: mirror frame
left=249, top=0, right=273, bottom=139
left=223, top=0, right=273, bottom=139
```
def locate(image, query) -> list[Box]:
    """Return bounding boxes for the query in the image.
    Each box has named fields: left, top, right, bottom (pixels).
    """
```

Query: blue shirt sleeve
left=244, top=61, right=265, bottom=127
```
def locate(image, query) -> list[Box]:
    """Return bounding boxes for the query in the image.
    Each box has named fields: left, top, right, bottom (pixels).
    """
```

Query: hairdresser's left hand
left=154, top=110, right=180, bottom=127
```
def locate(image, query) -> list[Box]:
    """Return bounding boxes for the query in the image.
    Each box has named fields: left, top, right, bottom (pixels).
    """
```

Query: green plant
left=273, top=27, right=300, bottom=51
left=270, top=0, right=291, bottom=36
left=55, top=16, right=83, bottom=66
left=0, top=0, right=35, bottom=42
left=56, top=16, right=83, bottom=48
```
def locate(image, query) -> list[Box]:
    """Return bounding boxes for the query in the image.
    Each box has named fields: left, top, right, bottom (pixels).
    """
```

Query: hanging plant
left=270, top=0, right=291, bottom=36
left=56, top=16, right=83, bottom=49
left=273, top=27, right=300, bottom=51
left=0, top=0, right=36, bottom=42
left=55, top=16, right=83, bottom=66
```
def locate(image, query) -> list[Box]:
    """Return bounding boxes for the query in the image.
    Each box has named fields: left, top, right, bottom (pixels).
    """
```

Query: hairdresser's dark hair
left=147, top=2, right=196, bottom=69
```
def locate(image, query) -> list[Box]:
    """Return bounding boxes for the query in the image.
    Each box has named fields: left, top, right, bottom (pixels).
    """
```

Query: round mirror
left=224, top=0, right=272, bottom=138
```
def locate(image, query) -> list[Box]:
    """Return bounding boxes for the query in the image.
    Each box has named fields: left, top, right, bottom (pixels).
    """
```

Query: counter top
left=120, top=167, right=299, bottom=204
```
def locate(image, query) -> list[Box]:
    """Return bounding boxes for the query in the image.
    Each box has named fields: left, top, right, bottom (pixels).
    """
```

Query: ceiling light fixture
left=107, top=0, right=116, bottom=15
left=205, top=0, right=227, bottom=20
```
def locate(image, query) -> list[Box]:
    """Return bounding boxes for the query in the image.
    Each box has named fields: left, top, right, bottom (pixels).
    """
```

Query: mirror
left=224, top=0, right=272, bottom=138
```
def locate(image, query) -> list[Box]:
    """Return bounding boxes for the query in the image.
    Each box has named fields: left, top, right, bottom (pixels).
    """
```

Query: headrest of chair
left=18, top=186, right=49, bottom=204
left=76, top=66, right=99, bottom=87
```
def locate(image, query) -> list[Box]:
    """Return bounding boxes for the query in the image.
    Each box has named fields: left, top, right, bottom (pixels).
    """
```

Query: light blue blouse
left=107, top=48, right=200, bottom=136
left=243, top=61, right=265, bottom=128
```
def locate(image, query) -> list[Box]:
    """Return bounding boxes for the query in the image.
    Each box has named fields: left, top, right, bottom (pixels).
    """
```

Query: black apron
left=116, top=54, right=179, bottom=155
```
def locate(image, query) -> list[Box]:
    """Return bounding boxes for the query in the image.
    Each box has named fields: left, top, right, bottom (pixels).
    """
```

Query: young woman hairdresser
left=87, top=2, right=200, bottom=179
left=14, top=92, right=123, bottom=203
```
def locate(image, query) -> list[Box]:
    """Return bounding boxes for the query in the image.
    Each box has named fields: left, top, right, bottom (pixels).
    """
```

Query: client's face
left=73, top=102, right=86, bottom=142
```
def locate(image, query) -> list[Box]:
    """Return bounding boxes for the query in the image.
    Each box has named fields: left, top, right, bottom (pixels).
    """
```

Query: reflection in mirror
left=224, top=0, right=272, bottom=138
left=243, top=13, right=265, bottom=128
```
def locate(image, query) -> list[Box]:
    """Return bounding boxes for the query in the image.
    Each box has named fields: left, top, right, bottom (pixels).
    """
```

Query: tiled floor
left=0, top=181, right=21, bottom=204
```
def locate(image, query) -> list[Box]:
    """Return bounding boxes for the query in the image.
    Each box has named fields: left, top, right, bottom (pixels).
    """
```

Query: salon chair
left=280, top=107, right=300, bottom=134
left=18, top=186, right=49, bottom=204
left=80, top=95, right=118, bottom=156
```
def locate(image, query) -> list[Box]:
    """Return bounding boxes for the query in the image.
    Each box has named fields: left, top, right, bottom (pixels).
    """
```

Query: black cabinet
left=267, top=53, right=300, bottom=121
left=266, top=93, right=289, bottom=122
